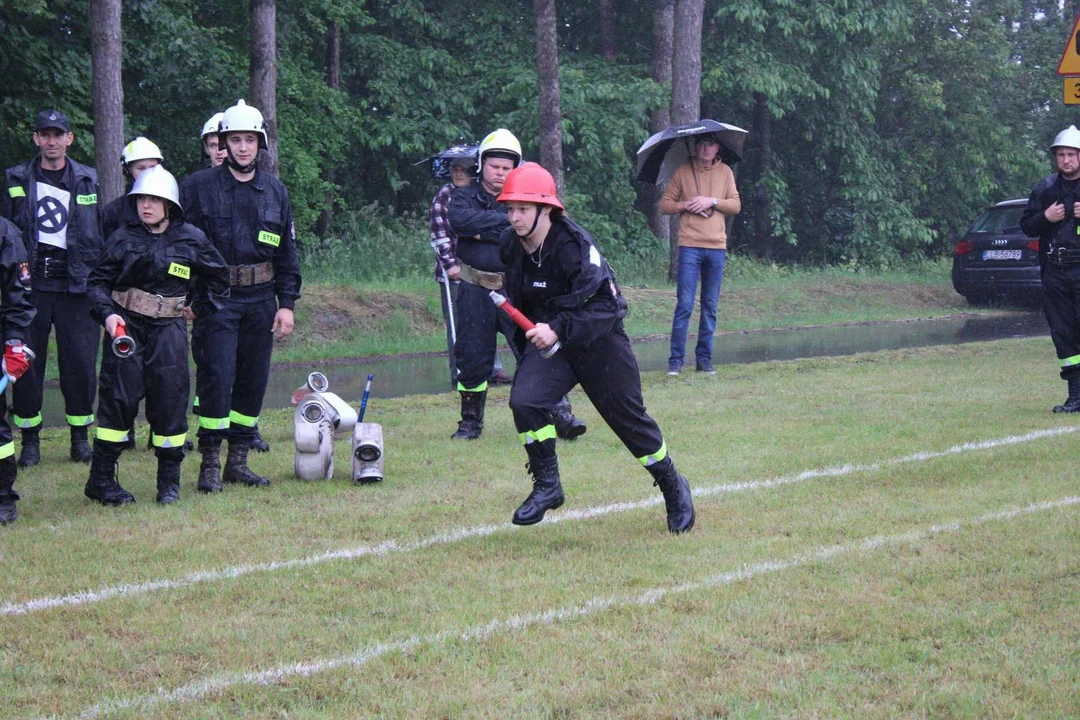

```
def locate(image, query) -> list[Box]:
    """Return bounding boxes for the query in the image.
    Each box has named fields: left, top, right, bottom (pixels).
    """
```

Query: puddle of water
left=32, top=313, right=1048, bottom=426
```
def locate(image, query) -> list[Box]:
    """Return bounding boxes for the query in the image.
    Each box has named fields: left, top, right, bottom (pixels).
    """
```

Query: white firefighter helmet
left=128, top=165, right=181, bottom=211
left=218, top=99, right=267, bottom=149
left=201, top=112, right=225, bottom=140
left=1051, top=125, right=1080, bottom=152
left=478, top=128, right=522, bottom=169
left=120, top=136, right=163, bottom=166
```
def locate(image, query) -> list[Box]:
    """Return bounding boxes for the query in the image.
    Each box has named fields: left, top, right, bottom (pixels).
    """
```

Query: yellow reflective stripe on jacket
left=518, top=425, right=557, bottom=445
left=1061, top=354, right=1080, bottom=367
left=96, top=427, right=129, bottom=443
left=228, top=410, right=258, bottom=427
left=151, top=432, right=186, bottom=449
left=0, top=441, right=14, bottom=460
left=637, top=441, right=668, bottom=467
left=66, top=414, right=94, bottom=427
left=199, top=416, right=230, bottom=430
left=456, top=381, right=488, bottom=393
left=8, top=186, right=26, bottom=199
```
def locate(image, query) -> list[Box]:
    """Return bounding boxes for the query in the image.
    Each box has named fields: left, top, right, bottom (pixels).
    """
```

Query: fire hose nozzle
left=111, top=323, right=136, bottom=359
left=488, top=291, right=560, bottom=359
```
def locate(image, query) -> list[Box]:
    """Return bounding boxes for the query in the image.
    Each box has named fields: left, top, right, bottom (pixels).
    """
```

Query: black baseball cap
left=34, top=109, right=71, bottom=133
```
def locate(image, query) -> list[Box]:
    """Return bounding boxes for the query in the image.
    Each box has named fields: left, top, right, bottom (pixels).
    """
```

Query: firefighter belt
left=229, top=262, right=275, bottom=286
left=459, top=262, right=504, bottom=291
left=112, top=288, right=187, bottom=318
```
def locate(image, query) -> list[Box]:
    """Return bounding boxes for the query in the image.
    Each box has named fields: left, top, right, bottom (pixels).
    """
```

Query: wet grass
left=2, top=338, right=1077, bottom=718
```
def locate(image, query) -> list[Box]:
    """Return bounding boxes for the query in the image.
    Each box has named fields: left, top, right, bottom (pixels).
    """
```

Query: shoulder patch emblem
left=589, top=245, right=601, bottom=267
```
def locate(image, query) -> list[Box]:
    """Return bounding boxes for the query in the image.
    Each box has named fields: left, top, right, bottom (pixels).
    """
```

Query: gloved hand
left=3, top=340, right=31, bottom=381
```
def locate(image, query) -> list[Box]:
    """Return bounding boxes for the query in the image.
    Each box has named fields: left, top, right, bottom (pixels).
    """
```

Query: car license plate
left=982, top=249, right=1021, bottom=260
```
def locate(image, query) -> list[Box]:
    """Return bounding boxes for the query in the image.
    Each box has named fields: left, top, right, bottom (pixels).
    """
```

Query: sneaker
left=666, top=362, right=681, bottom=376
left=696, top=361, right=717, bottom=375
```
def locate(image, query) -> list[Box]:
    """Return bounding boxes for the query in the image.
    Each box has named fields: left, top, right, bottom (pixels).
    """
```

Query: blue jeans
left=668, top=247, right=726, bottom=368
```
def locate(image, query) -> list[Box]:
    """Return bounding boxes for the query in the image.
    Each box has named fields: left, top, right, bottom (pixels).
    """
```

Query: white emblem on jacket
left=589, top=245, right=601, bottom=267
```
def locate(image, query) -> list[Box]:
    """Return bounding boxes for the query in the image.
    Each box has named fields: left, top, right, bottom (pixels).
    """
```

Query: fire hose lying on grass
left=293, top=372, right=383, bottom=484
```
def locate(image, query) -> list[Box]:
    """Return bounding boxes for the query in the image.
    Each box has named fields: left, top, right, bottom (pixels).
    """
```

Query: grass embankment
left=3, top=338, right=1077, bottom=718
left=277, top=257, right=984, bottom=363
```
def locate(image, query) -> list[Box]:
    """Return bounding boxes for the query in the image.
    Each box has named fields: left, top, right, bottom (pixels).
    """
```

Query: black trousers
left=509, top=321, right=666, bottom=466
left=192, top=297, right=276, bottom=445
left=13, top=290, right=99, bottom=430
left=454, top=280, right=520, bottom=392
left=1042, top=262, right=1080, bottom=379
left=0, top=402, right=16, bottom=502
left=438, top=278, right=461, bottom=389
left=95, top=317, right=188, bottom=458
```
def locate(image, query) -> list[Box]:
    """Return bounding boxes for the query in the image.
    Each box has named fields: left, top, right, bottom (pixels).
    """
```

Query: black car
left=952, top=199, right=1042, bottom=304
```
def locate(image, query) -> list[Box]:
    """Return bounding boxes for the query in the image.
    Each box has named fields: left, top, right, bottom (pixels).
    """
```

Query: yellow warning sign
left=1066, top=78, right=1080, bottom=105
left=1059, top=15, right=1080, bottom=74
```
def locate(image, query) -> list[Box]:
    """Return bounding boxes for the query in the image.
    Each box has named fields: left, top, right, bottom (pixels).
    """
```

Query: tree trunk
left=599, top=0, right=616, bottom=62
left=316, top=21, right=341, bottom=238
left=670, top=0, right=703, bottom=125
left=90, top=0, right=124, bottom=205
left=751, top=92, right=772, bottom=256
left=647, top=0, right=674, bottom=248
left=250, top=0, right=279, bottom=177
left=534, top=0, right=564, bottom=194
left=667, top=0, right=703, bottom=281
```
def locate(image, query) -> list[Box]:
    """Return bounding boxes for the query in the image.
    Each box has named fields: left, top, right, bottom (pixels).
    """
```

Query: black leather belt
left=1047, top=246, right=1080, bottom=265
left=38, top=255, right=68, bottom=278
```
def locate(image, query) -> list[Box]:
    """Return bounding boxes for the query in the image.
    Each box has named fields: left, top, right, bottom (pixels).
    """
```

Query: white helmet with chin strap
left=1051, top=125, right=1080, bottom=152
left=218, top=99, right=267, bottom=149
left=478, top=128, right=522, bottom=169
left=201, top=112, right=225, bottom=140
left=120, top=136, right=163, bottom=166
left=128, top=165, right=182, bottom=212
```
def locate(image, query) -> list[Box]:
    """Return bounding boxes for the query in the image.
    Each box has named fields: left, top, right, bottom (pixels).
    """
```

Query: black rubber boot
left=197, top=440, right=223, bottom=494
left=155, top=453, right=183, bottom=505
left=83, top=441, right=135, bottom=506
left=17, top=429, right=40, bottom=468
left=223, top=443, right=270, bottom=487
left=451, top=391, right=486, bottom=440
left=250, top=426, right=270, bottom=453
left=1053, top=375, right=1080, bottom=413
left=70, top=425, right=93, bottom=463
left=512, top=454, right=565, bottom=526
left=647, top=456, right=695, bottom=534
left=553, top=395, right=586, bottom=441
left=0, top=457, right=20, bottom=525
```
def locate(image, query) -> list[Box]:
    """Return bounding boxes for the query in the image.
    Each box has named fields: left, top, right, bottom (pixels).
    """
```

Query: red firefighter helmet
left=497, top=162, right=564, bottom=210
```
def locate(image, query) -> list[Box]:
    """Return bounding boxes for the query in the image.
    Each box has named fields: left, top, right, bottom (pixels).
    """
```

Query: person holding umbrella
left=497, top=162, right=695, bottom=534
left=640, top=123, right=743, bottom=376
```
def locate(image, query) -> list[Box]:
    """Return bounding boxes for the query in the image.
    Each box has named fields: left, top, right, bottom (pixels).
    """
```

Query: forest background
left=1, top=0, right=1078, bottom=283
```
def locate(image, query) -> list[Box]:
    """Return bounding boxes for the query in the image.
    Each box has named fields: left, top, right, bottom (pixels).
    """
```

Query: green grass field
left=2, top=338, right=1077, bottom=719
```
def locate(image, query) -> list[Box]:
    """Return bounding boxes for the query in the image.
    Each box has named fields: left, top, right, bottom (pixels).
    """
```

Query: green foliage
left=0, top=0, right=1072, bottom=269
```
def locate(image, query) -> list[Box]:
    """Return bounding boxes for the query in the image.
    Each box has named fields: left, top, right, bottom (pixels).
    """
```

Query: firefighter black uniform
left=497, top=163, right=694, bottom=533
left=0, top=217, right=37, bottom=525
left=447, top=181, right=583, bottom=440
left=1021, top=125, right=1080, bottom=412
left=180, top=150, right=301, bottom=489
left=85, top=167, right=229, bottom=505
left=2, top=144, right=102, bottom=466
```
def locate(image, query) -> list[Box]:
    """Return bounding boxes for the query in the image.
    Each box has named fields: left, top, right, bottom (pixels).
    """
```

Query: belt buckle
left=154, top=294, right=165, bottom=316
left=42, top=256, right=51, bottom=277
left=248, top=265, right=257, bottom=285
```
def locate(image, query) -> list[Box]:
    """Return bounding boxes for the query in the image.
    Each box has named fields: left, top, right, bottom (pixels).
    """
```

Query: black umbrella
left=635, top=120, right=748, bottom=185
left=413, top=143, right=479, bottom=181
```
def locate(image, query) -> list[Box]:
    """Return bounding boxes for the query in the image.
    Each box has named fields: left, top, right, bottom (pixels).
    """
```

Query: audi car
left=951, top=199, right=1042, bottom=304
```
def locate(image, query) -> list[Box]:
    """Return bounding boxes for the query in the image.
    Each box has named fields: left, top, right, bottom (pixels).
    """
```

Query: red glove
left=3, top=341, right=30, bottom=381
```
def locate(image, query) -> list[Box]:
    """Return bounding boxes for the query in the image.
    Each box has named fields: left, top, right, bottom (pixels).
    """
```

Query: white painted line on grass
left=3, top=426, right=1075, bottom=617
left=56, top=496, right=1080, bottom=720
